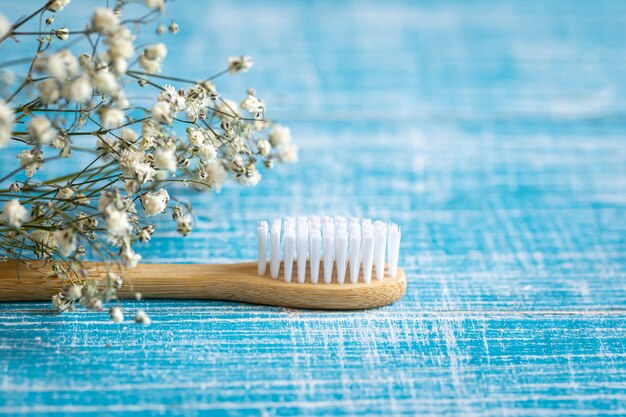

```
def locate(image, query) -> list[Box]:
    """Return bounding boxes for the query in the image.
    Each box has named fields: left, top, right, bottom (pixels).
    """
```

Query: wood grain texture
left=1, top=0, right=626, bottom=416
left=0, top=261, right=407, bottom=310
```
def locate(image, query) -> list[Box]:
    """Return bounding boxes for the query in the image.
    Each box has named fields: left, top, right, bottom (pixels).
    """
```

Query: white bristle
left=309, top=226, right=321, bottom=284
left=296, top=221, right=308, bottom=284
left=257, top=221, right=268, bottom=276
left=283, top=225, right=295, bottom=283
left=387, top=223, right=401, bottom=278
left=260, top=216, right=400, bottom=283
left=361, top=225, right=375, bottom=283
left=374, top=221, right=387, bottom=281
left=269, top=219, right=282, bottom=279
left=335, top=225, right=348, bottom=284
left=348, top=224, right=361, bottom=284
left=322, top=222, right=335, bottom=284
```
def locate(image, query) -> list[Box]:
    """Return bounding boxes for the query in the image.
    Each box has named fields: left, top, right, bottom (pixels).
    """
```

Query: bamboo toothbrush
left=0, top=216, right=405, bottom=310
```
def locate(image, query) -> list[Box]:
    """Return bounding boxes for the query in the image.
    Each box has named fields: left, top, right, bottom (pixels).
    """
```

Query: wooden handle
left=0, top=260, right=407, bottom=310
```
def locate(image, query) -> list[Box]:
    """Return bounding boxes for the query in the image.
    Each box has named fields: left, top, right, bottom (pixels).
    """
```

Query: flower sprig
left=0, top=0, right=297, bottom=323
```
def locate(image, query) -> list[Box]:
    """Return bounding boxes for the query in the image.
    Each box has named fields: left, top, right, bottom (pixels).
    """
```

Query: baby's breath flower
left=109, top=306, right=124, bottom=323
left=47, top=50, right=79, bottom=81
left=38, top=79, right=60, bottom=105
left=216, top=98, right=241, bottom=120
left=92, top=70, right=118, bottom=95
left=92, top=8, right=120, bottom=34
left=257, top=139, right=271, bottom=156
left=140, top=189, right=169, bottom=216
left=200, top=160, right=228, bottom=191
left=61, top=75, right=92, bottom=103
left=27, top=116, right=55, bottom=145
left=240, top=94, right=264, bottom=114
left=0, top=1, right=297, bottom=321
left=269, top=124, right=292, bottom=147
left=0, top=99, right=15, bottom=147
left=154, top=148, right=177, bottom=173
left=228, top=56, right=253, bottom=73
left=17, top=149, right=43, bottom=178
left=48, top=0, right=71, bottom=12
left=146, top=0, right=165, bottom=11
left=2, top=199, right=27, bottom=228
left=120, top=242, right=141, bottom=268
left=151, top=100, right=173, bottom=124
left=63, top=284, right=82, bottom=301
left=54, top=229, right=77, bottom=257
left=279, top=142, right=299, bottom=163
left=99, top=107, right=126, bottom=129
left=56, top=187, right=74, bottom=200
left=134, top=309, right=151, bottom=325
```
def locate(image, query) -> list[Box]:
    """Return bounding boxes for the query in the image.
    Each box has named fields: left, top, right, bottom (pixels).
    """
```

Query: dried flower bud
left=55, top=28, right=69, bottom=41
left=9, top=182, right=20, bottom=193
left=168, top=22, right=179, bottom=34
left=45, top=17, right=54, bottom=25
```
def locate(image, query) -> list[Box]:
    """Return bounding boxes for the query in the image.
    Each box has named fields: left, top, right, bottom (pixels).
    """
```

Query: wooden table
left=1, top=0, right=626, bottom=415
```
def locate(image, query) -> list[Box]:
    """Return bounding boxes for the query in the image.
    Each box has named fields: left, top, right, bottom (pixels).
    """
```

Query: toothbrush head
left=256, top=216, right=406, bottom=309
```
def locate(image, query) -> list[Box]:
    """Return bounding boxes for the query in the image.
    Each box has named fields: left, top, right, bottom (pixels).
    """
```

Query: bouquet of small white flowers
left=0, top=0, right=297, bottom=320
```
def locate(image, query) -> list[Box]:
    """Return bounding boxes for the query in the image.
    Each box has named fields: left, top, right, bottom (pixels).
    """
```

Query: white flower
left=105, top=26, right=135, bottom=60
left=100, top=107, right=125, bottom=129
left=154, top=149, right=177, bottom=172
left=104, top=208, right=131, bottom=238
left=57, top=187, right=74, bottom=200
left=31, top=230, right=58, bottom=254
left=54, top=229, right=77, bottom=256
left=120, top=243, right=141, bottom=269
left=27, top=116, right=55, bottom=145
left=228, top=56, right=253, bottom=73
left=47, top=50, right=78, bottom=81
left=144, top=43, right=167, bottom=60
left=138, top=54, right=162, bottom=74
left=92, top=8, right=119, bottom=34
left=38, top=79, right=60, bottom=105
left=269, top=124, right=292, bottom=147
left=109, top=306, right=124, bottom=323
left=140, top=189, right=169, bottom=216
left=0, top=99, right=15, bottom=147
left=2, top=199, right=27, bottom=228
left=201, top=160, right=227, bottom=192
left=134, top=309, right=151, bottom=325
left=240, top=95, right=264, bottom=113
left=159, top=85, right=186, bottom=112
left=0, top=13, right=10, bottom=39
left=17, top=149, right=42, bottom=177
left=279, top=142, right=298, bottom=163
left=146, top=0, right=165, bottom=10
left=48, top=0, right=71, bottom=12
left=216, top=99, right=241, bottom=120
left=235, top=168, right=261, bottom=186
left=257, top=139, right=271, bottom=156
left=120, top=128, right=137, bottom=143
left=133, top=163, right=156, bottom=184
left=187, top=128, right=203, bottom=146
left=61, top=75, right=92, bottom=102
left=197, top=142, right=216, bottom=160
left=151, top=100, right=173, bottom=124
left=92, top=70, right=118, bottom=95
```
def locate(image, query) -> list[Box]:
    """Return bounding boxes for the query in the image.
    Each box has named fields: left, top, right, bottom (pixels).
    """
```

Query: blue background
left=1, top=0, right=626, bottom=415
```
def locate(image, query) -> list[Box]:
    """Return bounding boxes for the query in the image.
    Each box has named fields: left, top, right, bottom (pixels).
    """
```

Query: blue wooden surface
left=2, top=0, right=626, bottom=415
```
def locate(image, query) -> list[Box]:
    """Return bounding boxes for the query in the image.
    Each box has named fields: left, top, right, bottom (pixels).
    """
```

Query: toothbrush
left=0, top=216, right=405, bottom=310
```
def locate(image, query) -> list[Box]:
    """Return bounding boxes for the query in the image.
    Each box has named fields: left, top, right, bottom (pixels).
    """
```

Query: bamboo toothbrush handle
left=0, top=261, right=407, bottom=310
